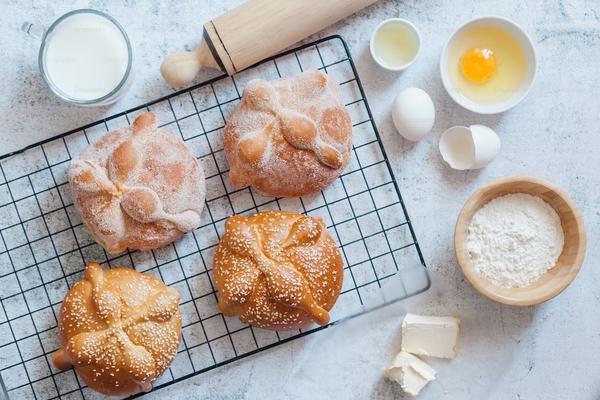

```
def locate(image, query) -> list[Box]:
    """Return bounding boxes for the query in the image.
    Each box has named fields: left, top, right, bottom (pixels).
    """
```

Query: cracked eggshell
left=470, top=124, right=501, bottom=168
left=392, top=87, right=435, bottom=141
left=439, top=126, right=475, bottom=170
left=439, top=125, right=500, bottom=170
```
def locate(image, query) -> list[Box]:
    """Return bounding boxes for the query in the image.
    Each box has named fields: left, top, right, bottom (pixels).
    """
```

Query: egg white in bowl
left=440, top=16, right=537, bottom=114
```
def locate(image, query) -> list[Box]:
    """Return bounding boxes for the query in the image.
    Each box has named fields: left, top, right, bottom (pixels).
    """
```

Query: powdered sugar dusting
left=466, top=193, right=565, bottom=288
left=224, top=70, right=353, bottom=197
left=68, top=112, right=206, bottom=253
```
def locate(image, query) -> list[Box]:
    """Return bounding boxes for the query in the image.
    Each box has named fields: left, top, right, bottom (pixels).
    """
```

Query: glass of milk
left=26, top=9, right=134, bottom=106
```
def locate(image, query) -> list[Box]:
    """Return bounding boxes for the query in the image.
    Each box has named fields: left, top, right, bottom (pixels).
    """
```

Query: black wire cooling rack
left=0, top=35, right=430, bottom=399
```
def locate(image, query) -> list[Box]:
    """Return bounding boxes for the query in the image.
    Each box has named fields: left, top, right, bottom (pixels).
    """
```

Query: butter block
left=401, top=314, right=461, bottom=358
left=383, top=350, right=436, bottom=397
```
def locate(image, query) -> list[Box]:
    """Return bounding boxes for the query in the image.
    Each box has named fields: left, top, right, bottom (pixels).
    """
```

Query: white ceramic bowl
left=440, top=16, right=537, bottom=114
left=370, top=18, right=421, bottom=71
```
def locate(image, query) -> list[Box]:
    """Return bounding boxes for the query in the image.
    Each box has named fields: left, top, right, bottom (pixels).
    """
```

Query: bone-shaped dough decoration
left=214, top=211, right=344, bottom=330
left=237, top=77, right=344, bottom=169
left=52, top=263, right=182, bottom=396
left=68, top=112, right=205, bottom=253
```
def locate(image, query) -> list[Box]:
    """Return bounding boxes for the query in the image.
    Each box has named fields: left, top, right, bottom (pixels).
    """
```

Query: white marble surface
left=1, top=0, right=600, bottom=399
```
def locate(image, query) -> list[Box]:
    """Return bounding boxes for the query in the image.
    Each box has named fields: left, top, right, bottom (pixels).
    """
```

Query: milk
left=44, top=13, right=129, bottom=101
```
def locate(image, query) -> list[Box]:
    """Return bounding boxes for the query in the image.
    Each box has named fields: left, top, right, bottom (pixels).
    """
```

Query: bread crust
left=68, top=112, right=206, bottom=254
left=224, top=70, right=352, bottom=197
left=213, top=211, right=344, bottom=331
left=52, top=262, right=182, bottom=396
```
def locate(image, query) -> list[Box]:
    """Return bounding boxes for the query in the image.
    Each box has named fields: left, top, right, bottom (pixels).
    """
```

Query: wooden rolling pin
left=160, top=0, right=379, bottom=87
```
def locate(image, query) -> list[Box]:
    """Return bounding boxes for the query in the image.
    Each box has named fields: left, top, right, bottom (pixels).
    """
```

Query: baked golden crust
left=52, top=262, right=182, bottom=397
left=213, top=211, right=344, bottom=331
left=224, top=70, right=352, bottom=197
left=68, top=112, right=206, bottom=254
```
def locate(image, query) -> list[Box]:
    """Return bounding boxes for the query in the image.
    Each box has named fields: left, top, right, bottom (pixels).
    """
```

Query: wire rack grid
left=0, top=35, right=429, bottom=400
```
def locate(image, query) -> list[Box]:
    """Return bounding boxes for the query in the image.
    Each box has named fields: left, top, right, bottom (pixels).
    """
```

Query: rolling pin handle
left=160, top=35, right=223, bottom=88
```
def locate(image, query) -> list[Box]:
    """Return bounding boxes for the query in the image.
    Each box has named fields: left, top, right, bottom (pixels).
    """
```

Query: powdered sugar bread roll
left=52, top=262, right=182, bottom=396
left=68, top=112, right=206, bottom=254
left=224, top=70, right=353, bottom=197
left=213, top=211, right=344, bottom=331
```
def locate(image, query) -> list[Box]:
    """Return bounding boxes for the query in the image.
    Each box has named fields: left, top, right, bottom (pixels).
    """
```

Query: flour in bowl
left=465, top=193, right=565, bottom=288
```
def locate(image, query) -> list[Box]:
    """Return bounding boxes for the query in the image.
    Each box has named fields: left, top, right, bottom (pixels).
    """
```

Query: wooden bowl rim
left=454, top=175, right=586, bottom=306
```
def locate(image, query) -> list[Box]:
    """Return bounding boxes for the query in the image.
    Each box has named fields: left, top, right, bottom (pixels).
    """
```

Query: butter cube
left=383, top=350, right=436, bottom=397
left=401, top=314, right=461, bottom=358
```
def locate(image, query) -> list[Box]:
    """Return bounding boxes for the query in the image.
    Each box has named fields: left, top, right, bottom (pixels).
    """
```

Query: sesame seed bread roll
left=213, top=211, right=344, bottom=331
left=68, top=112, right=206, bottom=254
left=52, top=262, right=182, bottom=397
left=224, top=69, right=353, bottom=197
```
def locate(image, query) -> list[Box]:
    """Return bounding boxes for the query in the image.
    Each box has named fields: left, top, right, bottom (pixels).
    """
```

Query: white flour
left=465, top=193, right=565, bottom=288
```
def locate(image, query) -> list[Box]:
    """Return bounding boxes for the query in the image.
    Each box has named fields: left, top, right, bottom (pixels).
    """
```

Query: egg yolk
left=460, top=48, right=497, bottom=82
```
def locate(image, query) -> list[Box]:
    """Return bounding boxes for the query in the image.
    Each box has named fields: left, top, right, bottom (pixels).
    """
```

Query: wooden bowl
left=455, top=175, right=586, bottom=306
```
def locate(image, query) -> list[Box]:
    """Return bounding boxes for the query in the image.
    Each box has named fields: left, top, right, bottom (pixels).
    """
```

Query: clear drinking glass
left=24, top=9, right=134, bottom=107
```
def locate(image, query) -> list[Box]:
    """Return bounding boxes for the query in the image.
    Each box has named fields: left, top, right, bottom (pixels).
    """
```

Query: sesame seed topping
left=214, top=211, right=343, bottom=330
left=54, top=263, right=182, bottom=395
